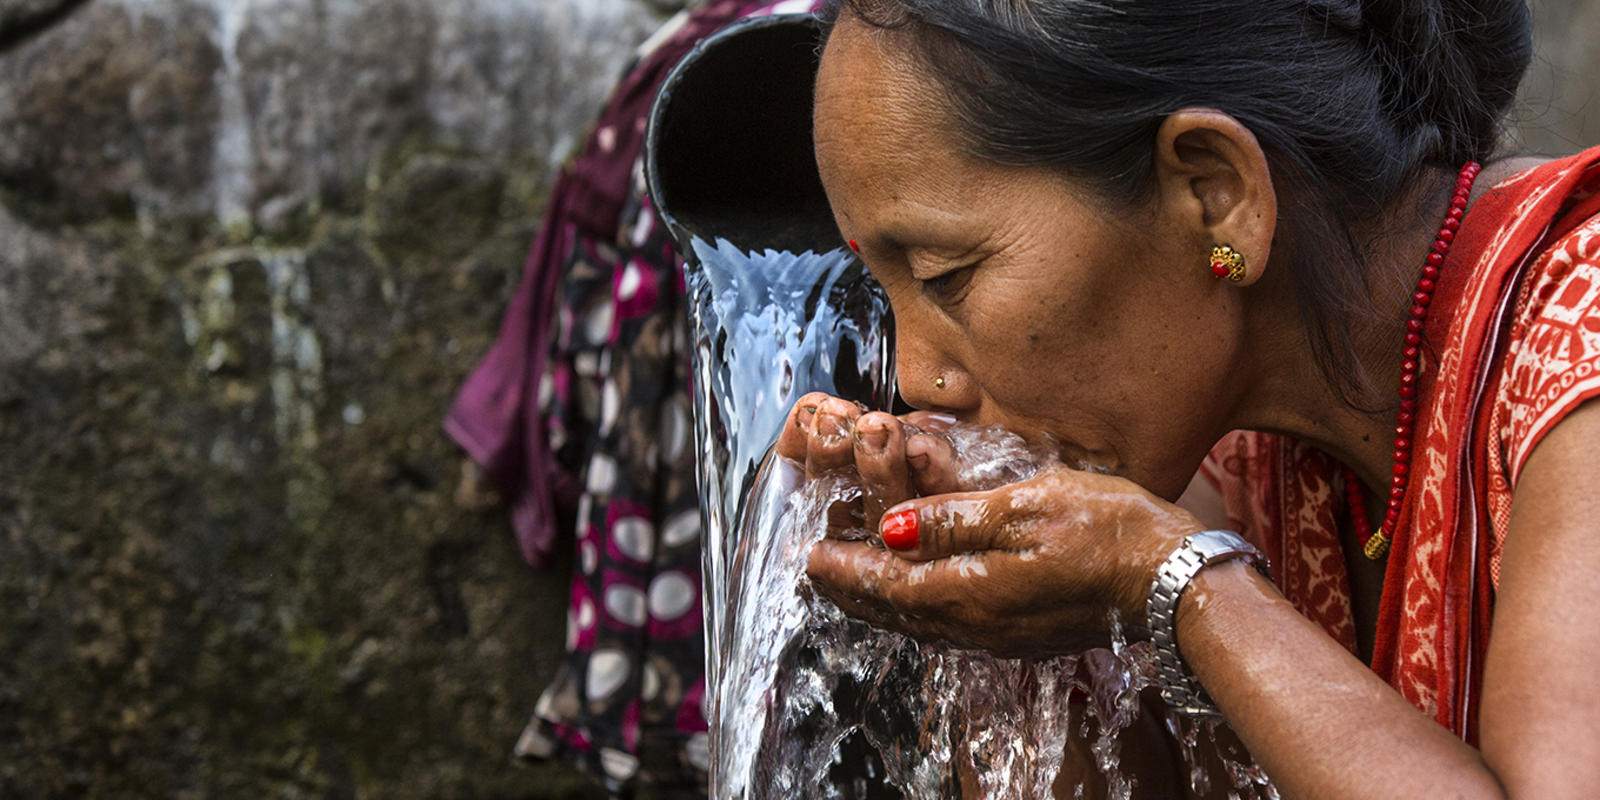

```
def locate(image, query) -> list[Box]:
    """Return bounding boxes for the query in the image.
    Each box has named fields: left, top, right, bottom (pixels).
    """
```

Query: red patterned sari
left=1201, top=146, right=1600, bottom=744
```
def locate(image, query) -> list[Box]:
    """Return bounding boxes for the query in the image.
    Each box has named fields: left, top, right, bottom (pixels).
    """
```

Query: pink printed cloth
left=446, top=0, right=778, bottom=568
left=444, top=1, right=821, bottom=791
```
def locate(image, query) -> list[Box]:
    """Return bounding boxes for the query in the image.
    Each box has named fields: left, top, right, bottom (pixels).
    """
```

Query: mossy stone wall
left=0, top=0, right=668, bottom=796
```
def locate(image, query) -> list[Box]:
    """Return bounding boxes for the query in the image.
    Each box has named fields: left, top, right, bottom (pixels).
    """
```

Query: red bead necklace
left=1345, top=161, right=1481, bottom=560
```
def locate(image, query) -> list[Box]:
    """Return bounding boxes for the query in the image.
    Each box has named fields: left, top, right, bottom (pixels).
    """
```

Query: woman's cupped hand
left=774, top=392, right=1207, bottom=659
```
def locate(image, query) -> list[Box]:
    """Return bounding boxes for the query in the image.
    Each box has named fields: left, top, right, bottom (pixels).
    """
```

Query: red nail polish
left=881, top=509, right=918, bottom=551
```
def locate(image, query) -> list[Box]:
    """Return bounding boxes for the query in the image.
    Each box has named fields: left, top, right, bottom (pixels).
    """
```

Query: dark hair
left=819, top=0, right=1532, bottom=404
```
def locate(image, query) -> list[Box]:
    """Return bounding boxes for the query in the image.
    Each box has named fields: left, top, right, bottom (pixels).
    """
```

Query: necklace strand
left=1346, top=161, right=1482, bottom=560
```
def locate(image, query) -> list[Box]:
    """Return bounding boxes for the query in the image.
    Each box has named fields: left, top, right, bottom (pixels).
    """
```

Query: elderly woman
left=773, top=0, right=1600, bottom=797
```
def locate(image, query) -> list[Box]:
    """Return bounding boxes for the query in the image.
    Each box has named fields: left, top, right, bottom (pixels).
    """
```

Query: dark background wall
left=0, top=0, right=1595, bottom=797
left=0, top=0, right=669, bottom=796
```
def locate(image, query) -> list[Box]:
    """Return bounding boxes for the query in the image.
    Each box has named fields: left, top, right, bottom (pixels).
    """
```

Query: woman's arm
left=1179, top=401, right=1600, bottom=799
left=1479, top=400, right=1600, bottom=796
left=808, top=402, right=1600, bottom=797
left=1176, top=564, right=1498, bottom=797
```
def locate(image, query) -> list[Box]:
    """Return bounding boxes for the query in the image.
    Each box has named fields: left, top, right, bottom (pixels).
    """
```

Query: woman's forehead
left=815, top=22, right=965, bottom=183
left=816, top=17, right=949, bottom=135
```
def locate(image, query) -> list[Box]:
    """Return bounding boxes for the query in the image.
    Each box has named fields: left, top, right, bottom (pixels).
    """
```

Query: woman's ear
left=1153, top=109, right=1277, bottom=286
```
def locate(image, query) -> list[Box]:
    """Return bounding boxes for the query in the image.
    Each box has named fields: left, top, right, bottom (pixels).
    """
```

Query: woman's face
left=813, top=18, right=1250, bottom=499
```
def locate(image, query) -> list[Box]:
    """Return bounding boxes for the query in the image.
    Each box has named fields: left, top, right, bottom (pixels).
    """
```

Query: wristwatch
left=1146, top=529, right=1271, bottom=717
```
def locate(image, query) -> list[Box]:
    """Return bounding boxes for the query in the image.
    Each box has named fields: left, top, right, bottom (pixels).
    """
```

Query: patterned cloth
left=446, top=0, right=772, bottom=568
left=1201, top=147, right=1600, bottom=744
left=445, top=1, right=819, bottom=792
left=512, top=176, right=709, bottom=791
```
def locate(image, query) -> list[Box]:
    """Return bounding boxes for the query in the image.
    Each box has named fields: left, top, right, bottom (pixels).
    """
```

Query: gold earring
left=1210, top=244, right=1246, bottom=283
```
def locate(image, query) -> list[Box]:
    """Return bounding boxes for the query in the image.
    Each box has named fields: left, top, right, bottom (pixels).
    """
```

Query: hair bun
left=1358, top=0, right=1531, bottom=166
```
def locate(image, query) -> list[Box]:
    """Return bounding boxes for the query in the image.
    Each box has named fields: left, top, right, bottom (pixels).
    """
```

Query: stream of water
left=683, top=237, right=1279, bottom=799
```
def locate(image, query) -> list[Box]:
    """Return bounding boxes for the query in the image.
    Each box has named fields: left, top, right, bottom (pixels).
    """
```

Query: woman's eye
left=922, top=265, right=976, bottom=302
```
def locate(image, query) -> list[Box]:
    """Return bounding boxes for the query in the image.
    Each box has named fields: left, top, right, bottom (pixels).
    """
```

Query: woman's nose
left=895, top=340, right=977, bottom=415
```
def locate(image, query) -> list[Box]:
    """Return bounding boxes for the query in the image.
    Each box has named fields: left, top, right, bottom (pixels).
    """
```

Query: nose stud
left=934, top=377, right=946, bottom=389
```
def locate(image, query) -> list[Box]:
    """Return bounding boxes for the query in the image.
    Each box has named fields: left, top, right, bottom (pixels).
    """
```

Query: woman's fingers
left=877, top=482, right=1044, bottom=562
left=906, top=431, right=961, bottom=496
left=807, top=537, right=1111, bottom=657
left=806, top=538, right=1018, bottom=649
left=774, top=394, right=868, bottom=537
left=854, top=411, right=913, bottom=528
left=774, top=392, right=833, bottom=462
left=805, top=396, right=863, bottom=478
left=807, top=539, right=947, bottom=620
left=899, top=410, right=958, bottom=434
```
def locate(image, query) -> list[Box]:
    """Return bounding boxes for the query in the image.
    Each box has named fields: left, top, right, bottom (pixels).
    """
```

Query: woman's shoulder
left=1492, top=198, right=1600, bottom=472
left=1483, top=146, right=1600, bottom=217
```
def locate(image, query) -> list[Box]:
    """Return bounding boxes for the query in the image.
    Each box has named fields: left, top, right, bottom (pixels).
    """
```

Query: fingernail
left=881, top=509, right=919, bottom=550
left=818, top=412, right=848, bottom=439
left=907, top=451, right=930, bottom=471
left=796, top=404, right=818, bottom=428
left=857, top=424, right=888, bottom=452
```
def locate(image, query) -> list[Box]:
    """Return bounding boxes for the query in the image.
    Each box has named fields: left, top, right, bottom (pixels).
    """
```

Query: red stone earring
left=1210, top=244, right=1246, bottom=282
left=848, top=239, right=860, bottom=253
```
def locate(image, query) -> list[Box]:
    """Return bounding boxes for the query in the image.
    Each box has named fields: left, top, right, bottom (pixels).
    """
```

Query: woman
left=776, top=0, right=1600, bottom=796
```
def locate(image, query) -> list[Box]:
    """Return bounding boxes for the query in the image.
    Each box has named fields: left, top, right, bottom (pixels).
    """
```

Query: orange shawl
left=1202, top=147, right=1600, bottom=743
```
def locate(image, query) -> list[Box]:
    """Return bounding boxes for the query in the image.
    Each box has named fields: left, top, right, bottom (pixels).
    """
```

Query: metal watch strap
left=1146, top=529, right=1271, bottom=717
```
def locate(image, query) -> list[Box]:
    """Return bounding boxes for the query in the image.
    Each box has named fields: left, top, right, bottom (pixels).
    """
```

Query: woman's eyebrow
left=871, top=215, right=985, bottom=255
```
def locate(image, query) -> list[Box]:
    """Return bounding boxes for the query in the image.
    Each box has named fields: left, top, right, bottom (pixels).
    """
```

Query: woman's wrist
left=1172, top=557, right=1280, bottom=668
left=1135, top=524, right=1256, bottom=629
left=1145, top=530, right=1270, bottom=715
left=1121, top=507, right=1211, bottom=625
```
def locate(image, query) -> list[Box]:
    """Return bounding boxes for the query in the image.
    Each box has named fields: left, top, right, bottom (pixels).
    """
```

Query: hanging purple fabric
left=447, top=1, right=826, bottom=790
left=444, top=0, right=784, bottom=566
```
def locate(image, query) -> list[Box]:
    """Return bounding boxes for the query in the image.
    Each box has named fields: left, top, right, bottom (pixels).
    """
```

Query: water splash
left=718, top=425, right=1166, bottom=799
left=682, top=236, right=893, bottom=719
left=682, top=236, right=1278, bottom=798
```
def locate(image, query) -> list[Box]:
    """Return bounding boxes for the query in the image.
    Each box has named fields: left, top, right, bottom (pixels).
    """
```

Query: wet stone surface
left=0, top=0, right=676, bottom=796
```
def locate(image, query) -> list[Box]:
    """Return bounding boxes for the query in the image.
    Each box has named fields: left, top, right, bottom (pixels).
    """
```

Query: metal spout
left=644, top=14, right=836, bottom=254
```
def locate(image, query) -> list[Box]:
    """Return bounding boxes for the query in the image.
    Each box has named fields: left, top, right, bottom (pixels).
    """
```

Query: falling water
left=208, top=0, right=255, bottom=229
left=683, top=237, right=1278, bottom=799
left=682, top=237, right=893, bottom=704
